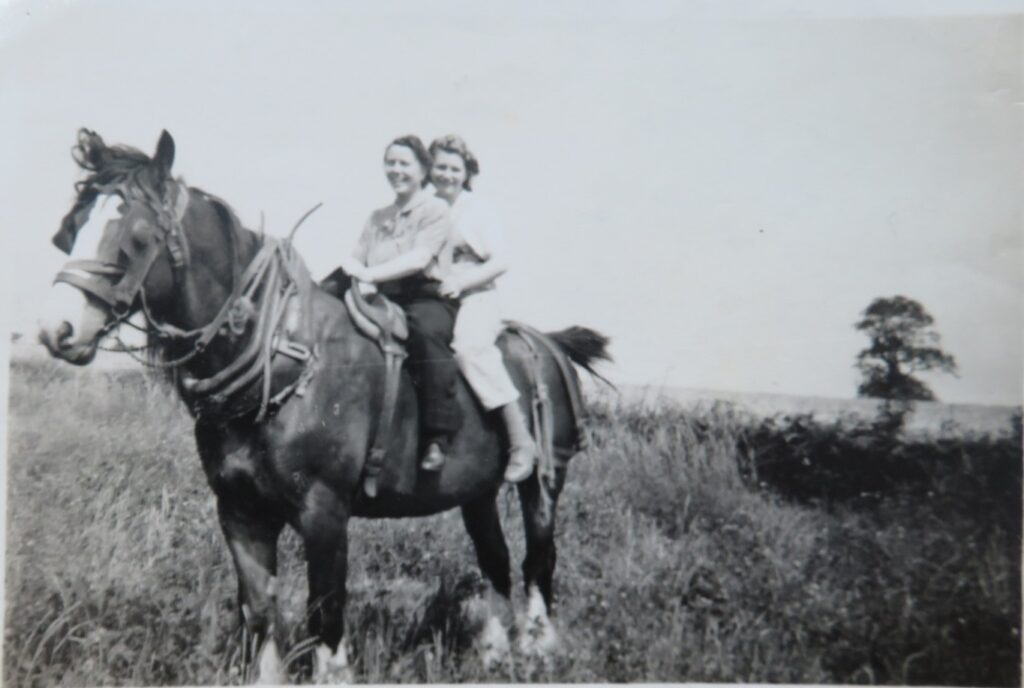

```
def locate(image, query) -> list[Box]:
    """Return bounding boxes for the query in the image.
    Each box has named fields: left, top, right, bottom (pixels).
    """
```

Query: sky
left=1, top=0, right=1021, bottom=405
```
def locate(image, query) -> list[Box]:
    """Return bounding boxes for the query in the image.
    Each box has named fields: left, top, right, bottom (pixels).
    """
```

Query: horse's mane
left=55, top=129, right=166, bottom=253
left=72, top=129, right=155, bottom=191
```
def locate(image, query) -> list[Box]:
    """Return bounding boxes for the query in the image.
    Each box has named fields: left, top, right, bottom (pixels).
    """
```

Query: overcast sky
left=1, top=0, right=1020, bottom=405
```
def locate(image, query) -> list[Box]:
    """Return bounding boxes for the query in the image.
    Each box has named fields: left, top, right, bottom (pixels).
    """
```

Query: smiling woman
left=31, top=127, right=609, bottom=683
left=340, top=135, right=463, bottom=470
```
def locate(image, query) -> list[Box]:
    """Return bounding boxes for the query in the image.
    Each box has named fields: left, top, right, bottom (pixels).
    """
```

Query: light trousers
left=451, top=289, right=519, bottom=411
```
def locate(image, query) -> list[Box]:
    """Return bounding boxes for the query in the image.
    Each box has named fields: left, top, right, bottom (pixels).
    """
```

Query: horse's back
left=346, top=324, right=584, bottom=518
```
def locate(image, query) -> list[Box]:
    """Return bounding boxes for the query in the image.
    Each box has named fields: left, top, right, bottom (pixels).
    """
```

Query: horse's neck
left=160, top=195, right=263, bottom=376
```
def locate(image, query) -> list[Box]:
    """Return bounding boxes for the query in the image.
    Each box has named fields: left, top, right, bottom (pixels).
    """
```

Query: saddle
left=344, top=286, right=408, bottom=497
left=344, top=286, right=408, bottom=343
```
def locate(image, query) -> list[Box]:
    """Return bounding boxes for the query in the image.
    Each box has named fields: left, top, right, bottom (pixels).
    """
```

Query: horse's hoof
left=314, top=643, right=354, bottom=684
left=254, top=637, right=286, bottom=685
left=478, top=615, right=511, bottom=671
left=519, top=613, right=560, bottom=658
left=518, top=585, right=560, bottom=658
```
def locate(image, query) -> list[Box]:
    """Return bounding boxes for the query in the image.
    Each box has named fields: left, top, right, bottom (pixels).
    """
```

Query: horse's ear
left=153, top=130, right=175, bottom=176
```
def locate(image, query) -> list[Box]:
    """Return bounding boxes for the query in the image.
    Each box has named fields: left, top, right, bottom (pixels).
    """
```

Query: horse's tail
left=545, top=326, right=614, bottom=388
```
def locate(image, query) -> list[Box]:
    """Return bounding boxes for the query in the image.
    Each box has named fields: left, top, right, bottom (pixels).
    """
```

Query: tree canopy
left=854, top=296, right=957, bottom=401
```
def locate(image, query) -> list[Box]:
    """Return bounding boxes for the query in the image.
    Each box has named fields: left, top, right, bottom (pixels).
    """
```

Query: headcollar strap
left=53, top=181, right=191, bottom=312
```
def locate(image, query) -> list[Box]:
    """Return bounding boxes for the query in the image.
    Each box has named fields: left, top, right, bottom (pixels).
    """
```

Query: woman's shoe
left=420, top=441, right=446, bottom=471
left=501, top=403, right=536, bottom=483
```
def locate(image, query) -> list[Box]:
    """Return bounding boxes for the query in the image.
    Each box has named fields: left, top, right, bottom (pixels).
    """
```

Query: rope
left=286, top=202, right=322, bottom=243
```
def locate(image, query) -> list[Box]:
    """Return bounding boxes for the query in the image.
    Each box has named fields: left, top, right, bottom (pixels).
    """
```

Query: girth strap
left=363, top=341, right=407, bottom=498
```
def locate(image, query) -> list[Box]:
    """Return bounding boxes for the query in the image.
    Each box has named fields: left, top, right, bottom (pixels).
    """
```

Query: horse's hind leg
left=461, top=492, right=513, bottom=669
left=217, top=503, right=286, bottom=685
left=516, top=466, right=567, bottom=657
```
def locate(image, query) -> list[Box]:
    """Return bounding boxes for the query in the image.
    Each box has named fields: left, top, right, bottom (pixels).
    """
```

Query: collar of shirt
left=396, top=187, right=432, bottom=217
left=375, top=187, right=431, bottom=237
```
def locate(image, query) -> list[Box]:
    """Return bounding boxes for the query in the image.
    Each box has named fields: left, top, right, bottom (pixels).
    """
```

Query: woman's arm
left=355, top=199, right=452, bottom=284
left=444, top=257, right=508, bottom=296
left=441, top=198, right=512, bottom=297
left=359, top=247, right=434, bottom=282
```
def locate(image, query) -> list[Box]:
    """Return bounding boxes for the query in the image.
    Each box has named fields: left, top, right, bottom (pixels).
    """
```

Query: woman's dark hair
left=429, top=134, right=480, bottom=191
left=386, top=135, right=433, bottom=187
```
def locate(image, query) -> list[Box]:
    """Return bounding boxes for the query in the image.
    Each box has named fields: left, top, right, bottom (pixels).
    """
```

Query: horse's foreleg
left=460, top=492, right=513, bottom=669
left=516, top=466, right=567, bottom=657
left=299, top=482, right=353, bottom=683
left=218, top=503, right=285, bottom=685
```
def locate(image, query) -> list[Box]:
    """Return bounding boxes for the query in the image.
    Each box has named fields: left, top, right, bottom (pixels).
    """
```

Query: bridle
left=55, top=182, right=192, bottom=318
left=53, top=180, right=246, bottom=369
left=52, top=152, right=320, bottom=422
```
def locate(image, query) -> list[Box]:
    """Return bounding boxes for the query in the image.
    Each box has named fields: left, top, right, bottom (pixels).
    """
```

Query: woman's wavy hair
left=429, top=134, right=480, bottom=191
left=386, top=135, right=433, bottom=188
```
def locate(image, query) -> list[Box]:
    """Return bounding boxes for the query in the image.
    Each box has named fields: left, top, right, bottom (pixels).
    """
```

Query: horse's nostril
left=57, top=321, right=73, bottom=345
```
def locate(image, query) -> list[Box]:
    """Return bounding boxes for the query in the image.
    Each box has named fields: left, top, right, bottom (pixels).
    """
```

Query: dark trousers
left=393, top=294, right=462, bottom=440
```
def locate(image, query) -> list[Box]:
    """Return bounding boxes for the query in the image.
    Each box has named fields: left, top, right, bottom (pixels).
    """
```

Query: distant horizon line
left=582, top=378, right=1023, bottom=410
left=7, top=339, right=1020, bottom=410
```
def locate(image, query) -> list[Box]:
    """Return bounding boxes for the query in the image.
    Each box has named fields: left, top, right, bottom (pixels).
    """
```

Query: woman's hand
left=439, top=276, right=463, bottom=299
left=339, top=256, right=373, bottom=283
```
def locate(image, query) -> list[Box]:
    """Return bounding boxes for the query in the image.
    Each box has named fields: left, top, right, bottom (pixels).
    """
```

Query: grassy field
left=4, top=359, right=1021, bottom=685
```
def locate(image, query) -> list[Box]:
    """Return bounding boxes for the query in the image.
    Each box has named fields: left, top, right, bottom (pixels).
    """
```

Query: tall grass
left=5, top=360, right=1021, bottom=685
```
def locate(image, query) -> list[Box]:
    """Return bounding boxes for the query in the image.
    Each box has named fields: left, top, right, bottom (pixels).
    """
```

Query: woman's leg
left=452, top=292, right=536, bottom=482
left=402, top=296, right=461, bottom=467
left=452, top=292, right=519, bottom=410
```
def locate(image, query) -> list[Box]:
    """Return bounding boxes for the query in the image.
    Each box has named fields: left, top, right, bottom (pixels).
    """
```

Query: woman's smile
left=431, top=150, right=467, bottom=201
left=384, top=144, right=426, bottom=196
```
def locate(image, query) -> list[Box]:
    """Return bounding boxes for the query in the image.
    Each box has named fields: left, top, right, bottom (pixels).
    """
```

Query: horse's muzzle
left=38, top=320, right=100, bottom=365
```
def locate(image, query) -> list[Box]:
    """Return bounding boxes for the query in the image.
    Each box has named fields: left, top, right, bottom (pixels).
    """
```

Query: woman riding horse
left=429, top=134, right=537, bottom=483
left=339, top=135, right=462, bottom=471
left=39, top=129, right=610, bottom=683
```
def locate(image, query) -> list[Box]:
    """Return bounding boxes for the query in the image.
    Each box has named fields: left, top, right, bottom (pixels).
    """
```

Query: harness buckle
left=274, top=337, right=311, bottom=363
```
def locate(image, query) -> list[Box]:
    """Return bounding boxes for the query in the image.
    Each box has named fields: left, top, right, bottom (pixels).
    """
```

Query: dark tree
left=854, top=296, right=957, bottom=401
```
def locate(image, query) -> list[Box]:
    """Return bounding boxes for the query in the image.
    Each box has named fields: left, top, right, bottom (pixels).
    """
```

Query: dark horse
left=39, top=130, right=610, bottom=683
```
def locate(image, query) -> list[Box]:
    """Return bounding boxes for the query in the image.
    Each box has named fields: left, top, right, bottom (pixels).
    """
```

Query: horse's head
left=39, top=129, right=185, bottom=364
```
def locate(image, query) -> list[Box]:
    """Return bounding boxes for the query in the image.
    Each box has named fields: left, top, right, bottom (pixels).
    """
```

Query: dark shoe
left=420, top=442, right=446, bottom=471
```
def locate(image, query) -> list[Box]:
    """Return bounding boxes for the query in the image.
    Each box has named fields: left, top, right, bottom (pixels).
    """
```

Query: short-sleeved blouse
left=445, top=192, right=506, bottom=272
left=352, top=188, right=454, bottom=283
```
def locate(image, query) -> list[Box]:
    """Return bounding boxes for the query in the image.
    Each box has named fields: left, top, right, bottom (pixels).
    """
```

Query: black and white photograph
left=2, top=1, right=1021, bottom=685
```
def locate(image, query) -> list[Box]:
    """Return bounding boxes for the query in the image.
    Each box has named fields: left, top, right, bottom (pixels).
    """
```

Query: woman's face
left=384, top=144, right=426, bottom=196
left=431, top=150, right=468, bottom=200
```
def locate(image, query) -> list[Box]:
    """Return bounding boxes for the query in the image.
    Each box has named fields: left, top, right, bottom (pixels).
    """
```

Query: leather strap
left=510, top=327, right=557, bottom=491
left=363, top=342, right=407, bottom=498
left=506, top=321, right=589, bottom=453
